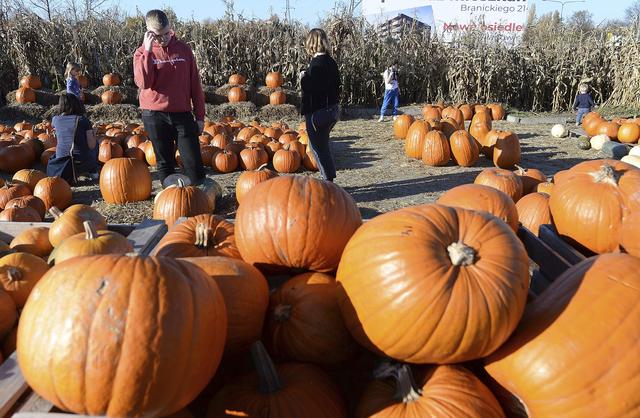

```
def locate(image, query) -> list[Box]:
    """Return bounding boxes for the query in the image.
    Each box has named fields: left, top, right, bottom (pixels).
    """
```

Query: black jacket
left=573, top=93, right=594, bottom=110
left=300, top=54, right=341, bottom=115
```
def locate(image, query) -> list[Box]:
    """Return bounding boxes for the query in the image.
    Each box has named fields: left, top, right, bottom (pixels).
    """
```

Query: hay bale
left=215, top=84, right=255, bottom=102
left=203, top=85, right=227, bottom=105
left=86, top=104, right=141, bottom=123
left=43, top=105, right=62, bottom=120
left=56, top=89, right=101, bottom=105
left=91, top=86, right=139, bottom=105
left=258, top=104, right=299, bottom=121
left=206, top=102, right=258, bottom=121
left=0, top=103, right=48, bottom=123
left=254, top=86, right=300, bottom=107
left=6, top=89, right=60, bottom=107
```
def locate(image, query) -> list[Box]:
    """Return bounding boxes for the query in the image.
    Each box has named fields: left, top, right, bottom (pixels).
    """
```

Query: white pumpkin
left=629, top=145, right=640, bottom=157
left=551, top=124, right=568, bottom=138
left=621, top=155, right=640, bottom=169
left=590, top=134, right=611, bottom=151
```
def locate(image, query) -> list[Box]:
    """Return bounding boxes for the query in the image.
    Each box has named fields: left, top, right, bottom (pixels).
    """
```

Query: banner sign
left=363, top=0, right=530, bottom=41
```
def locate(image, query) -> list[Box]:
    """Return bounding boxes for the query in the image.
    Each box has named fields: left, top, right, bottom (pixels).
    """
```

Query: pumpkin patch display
left=336, top=204, right=529, bottom=364
left=17, top=254, right=227, bottom=417
left=485, top=254, right=640, bottom=417
left=99, top=158, right=152, bottom=204
left=235, top=175, right=361, bottom=273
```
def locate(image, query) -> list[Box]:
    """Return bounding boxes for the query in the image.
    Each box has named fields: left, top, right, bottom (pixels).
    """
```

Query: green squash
left=577, top=136, right=591, bottom=150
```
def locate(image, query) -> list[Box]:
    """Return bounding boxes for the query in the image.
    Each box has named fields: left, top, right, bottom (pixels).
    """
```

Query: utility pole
left=284, top=0, right=294, bottom=22
left=541, top=0, right=585, bottom=20
left=349, top=0, right=363, bottom=15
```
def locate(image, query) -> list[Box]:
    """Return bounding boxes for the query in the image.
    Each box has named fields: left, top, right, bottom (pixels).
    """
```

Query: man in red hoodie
left=133, top=9, right=205, bottom=185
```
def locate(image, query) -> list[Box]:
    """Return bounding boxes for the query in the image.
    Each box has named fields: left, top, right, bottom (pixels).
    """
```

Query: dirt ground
left=1, top=105, right=600, bottom=223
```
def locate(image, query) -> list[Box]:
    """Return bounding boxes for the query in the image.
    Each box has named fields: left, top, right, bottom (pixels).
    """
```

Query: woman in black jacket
left=300, top=28, right=341, bottom=182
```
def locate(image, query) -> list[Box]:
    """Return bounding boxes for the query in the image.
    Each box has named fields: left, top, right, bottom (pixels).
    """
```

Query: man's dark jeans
left=142, top=110, right=204, bottom=184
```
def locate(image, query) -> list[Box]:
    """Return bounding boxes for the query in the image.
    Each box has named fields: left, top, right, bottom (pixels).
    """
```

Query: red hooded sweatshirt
left=133, top=35, right=205, bottom=121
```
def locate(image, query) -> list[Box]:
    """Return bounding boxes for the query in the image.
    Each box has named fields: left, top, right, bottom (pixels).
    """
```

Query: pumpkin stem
left=177, top=178, right=185, bottom=188
left=250, top=341, right=282, bottom=394
left=257, top=163, right=269, bottom=171
left=49, top=206, right=63, bottom=219
left=194, top=223, right=216, bottom=248
left=594, top=164, right=618, bottom=184
left=6, top=267, right=23, bottom=283
left=374, top=361, right=422, bottom=404
left=447, top=241, right=476, bottom=266
left=514, top=164, right=526, bottom=175
left=273, top=304, right=292, bottom=322
left=83, top=221, right=98, bottom=240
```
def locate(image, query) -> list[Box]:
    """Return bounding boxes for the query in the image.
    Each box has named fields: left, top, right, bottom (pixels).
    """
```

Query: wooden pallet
left=0, top=218, right=167, bottom=418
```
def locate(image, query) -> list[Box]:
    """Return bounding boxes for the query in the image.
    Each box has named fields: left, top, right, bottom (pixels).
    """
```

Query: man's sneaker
left=378, top=115, right=384, bottom=122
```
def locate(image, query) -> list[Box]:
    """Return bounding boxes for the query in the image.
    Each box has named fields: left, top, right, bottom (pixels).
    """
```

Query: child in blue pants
left=378, top=61, right=399, bottom=122
left=574, top=82, right=594, bottom=126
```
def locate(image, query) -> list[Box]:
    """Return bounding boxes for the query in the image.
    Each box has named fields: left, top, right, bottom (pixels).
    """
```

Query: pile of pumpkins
left=100, top=72, right=123, bottom=104
left=227, top=72, right=286, bottom=105
left=14, top=75, right=43, bottom=104
left=393, top=102, right=521, bottom=169
left=579, top=111, right=640, bottom=167
left=0, top=120, right=57, bottom=173
left=0, top=172, right=637, bottom=417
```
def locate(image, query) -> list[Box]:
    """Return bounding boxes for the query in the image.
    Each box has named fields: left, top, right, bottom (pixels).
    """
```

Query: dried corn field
left=1, top=3, right=639, bottom=112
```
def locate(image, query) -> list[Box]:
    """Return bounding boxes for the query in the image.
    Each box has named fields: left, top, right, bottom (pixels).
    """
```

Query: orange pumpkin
left=236, top=165, right=278, bottom=204
left=487, top=103, right=506, bottom=120
left=213, top=149, right=238, bottom=173
left=421, top=130, right=451, bottom=166
left=485, top=130, right=520, bottom=168
left=12, top=169, right=46, bottom=192
left=228, top=74, right=247, bottom=85
left=515, top=165, right=547, bottom=195
left=265, top=272, right=357, bottom=364
left=20, top=75, right=42, bottom=90
left=421, top=105, right=441, bottom=120
left=618, top=122, right=640, bottom=144
left=515, top=192, right=552, bottom=236
left=15, top=87, right=36, bottom=104
left=101, top=90, right=122, bottom=104
left=404, top=120, right=430, bottom=159
left=355, top=363, right=504, bottom=418
left=392, top=114, right=414, bottom=139
left=10, top=227, right=53, bottom=258
left=449, top=130, right=479, bottom=167
left=50, top=221, right=133, bottom=265
left=459, top=104, right=474, bottom=120
left=228, top=86, right=247, bottom=103
left=469, top=111, right=492, bottom=150
left=102, top=73, right=121, bottom=86
left=269, top=91, right=286, bottom=105
left=0, top=252, right=49, bottom=307
left=18, top=255, right=227, bottom=417
left=485, top=254, right=640, bottom=417
left=437, top=184, right=519, bottom=232
left=265, top=72, right=284, bottom=88
left=235, top=176, right=362, bottom=273
left=536, top=181, right=554, bottom=195
left=98, top=140, right=123, bottom=163
left=583, top=113, right=605, bottom=137
left=153, top=179, right=213, bottom=228
left=336, top=204, right=529, bottom=363
left=0, top=206, right=41, bottom=222
left=33, top=177, right=72, bottom=210
left=272, top=145, right=301, bottom=173
left=0, top=183, right=31, bottom=210
left=442, top=106, right=465, bottom=127
left=239, top=144, right=269, bottom=171
left=48, top=204, right=107, bottom=248
left=474, top=168, right=523, bottom=202
left=596, top=121, right=620, bottom=140
left=99, top=158, right=152, bottom=204
left=0, top=288, right=16, bottom=339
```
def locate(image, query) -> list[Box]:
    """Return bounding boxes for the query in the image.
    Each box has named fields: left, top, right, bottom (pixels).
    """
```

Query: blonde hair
left=305, top=28, right=331, bottom=56
left=65, top=62, right=81, bottom=79
left=146, top=9, right=169, bottom=31
left=579, top=83, right=589, bottom=93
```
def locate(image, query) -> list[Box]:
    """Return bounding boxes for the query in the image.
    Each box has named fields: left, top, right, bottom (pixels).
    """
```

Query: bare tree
left=28, top=0, right=58, bottom=21
left=568, top=10, right=594, bottom=31
left=626, top=0, right=640, bottom=23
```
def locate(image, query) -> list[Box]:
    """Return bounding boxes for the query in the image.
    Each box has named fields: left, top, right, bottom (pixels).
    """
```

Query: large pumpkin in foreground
left=549, top=160, right=640, bottom=254
left=17, top=255, right=227, bottom=417
left=485, top=254, right=640, bottom=417
left=235, top=176, right=362, bottom=273
left=336, top=204, right=529, bottom=364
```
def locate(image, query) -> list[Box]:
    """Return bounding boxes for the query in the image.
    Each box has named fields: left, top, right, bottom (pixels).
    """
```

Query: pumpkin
left=421, top=105, right=441, bottom=120
left=210, top=133, right=230, bottom=149
left=126, top=134, right=147, bottom=149
left=272, top=145, right=301, bottom=173
left=618, top=122, right=640, bottom=144
left=153, top=179, right=213, bottom=228
left=102, top=73, right=121, bottom=86
left=536, top=181, right=554, bottom=195
left=421, top=130, right=450, bottom=166
left=0, top=183, right=31, bottom=209
left=225, top=140, right=246, bottom=155
left=459, top=104, right=474, bottom=120
left=355, top=363, right=504, bottom=418
left=0, top=143, right=36, bottom=173
left=620, top=211, right=640, bottom=257
left=437, top=184, right=519, bottom=232
left=621, top=154, right=640, bottom=168
left=278, top=132, right=298, bottom=145
left=404, top=120, right=430, bottom=159
left=228, top=86, right=247, bottom=103
left=269, top=91, right=286, bottom=105
left=20, top=75, right=42, bottom=90
left=5, top=196, right=46, bottom=219
left=485, top=254, right=640, bottom=417
left=474, top=168, right=523, bottom=202
left=392, top=114, right=414, bottom=139
left=303, top=149, right=319, bottom=171
left=0, top=252, right=49, bottom=307
left=16, top=87, right=36, bottom=104
left=265, top=272, right=357, bottom=364
left=142, top=142, right=157, bottom=166
left=123, top=146, right=146, bottom=162
left=98, top=140, right=123, bottom=163
left=488, top=131, right=521, bottom=168
left=236, top=164, right=278, bottom=204
left=590, top=134, right=611, bottom=151
left=596, top=121, right=620, bottom=140
left=207, top=341, right=347, bottom=418
left=469, top=111, right=492, bottom=147
left=515, top=192, right=552, bottom=236
left=239, top=144, right=269, bottom=171
left=40, top=147, right=56, bottom=167
left=577, top=135, right=591, bottom=150
left=48, top=205, right=107, bottom=248
left=49, top=221, right=133, bottom=265
left=449, top=130, right=479, bottom=167
left=10, top=227, right=53, bottom=258
left=264, top=127, right=284, bottom=140
left=101, top=90, right=122, bottom=104
left=442, top=106, right=465, bottom=127
left=77, top=74, right=89, bottom=88
left=439, top=117, right=459, bottom=138
left=180, top=256, right=268, bottom=355
left=514, top=165, right=547, bottom=195
left=18, top=254, right=227, bottom=417
left=549, top=161, right=640, bottom=254
left=33, top=177, right=72, bottom=210
left=265, top=72, right=284, bottom=88
left=0, top=206, right=41, bottom=222
left=249, top=134, right=270, bottom=146
left=99, top=158, right=152, bottom=204
left=583, top=114, right=605, bottom=137
left=336, top=204, right=529, bottom=364
left=20, top=137, right=45, bottom=159
left=287, top=140, right=305, bottom=157
left=236, top=176, right=362, bottom=273
left=487, top=103, right=506, bottom=120
left=228, top=73, right=246, bottom=85
left=0, top=289, right=16, bottom=339
left=12, top=169, right=46, bottom=192
left=213, top=149, right=239, bottom=173
left=153, top=214, right=240, bottom=259
left=550, top=124, right=567, bottom=138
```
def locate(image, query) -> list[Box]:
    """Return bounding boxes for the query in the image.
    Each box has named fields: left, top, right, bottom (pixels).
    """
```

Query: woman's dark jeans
left=305, top=105, right=339, bottom=181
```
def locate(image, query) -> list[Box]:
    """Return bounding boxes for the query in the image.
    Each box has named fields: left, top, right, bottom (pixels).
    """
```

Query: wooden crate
left=0, top=218, right=167, bottom=418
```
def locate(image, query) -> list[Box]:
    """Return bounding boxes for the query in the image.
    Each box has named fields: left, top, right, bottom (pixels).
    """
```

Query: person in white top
left=378, top=61, right=399, bottom=122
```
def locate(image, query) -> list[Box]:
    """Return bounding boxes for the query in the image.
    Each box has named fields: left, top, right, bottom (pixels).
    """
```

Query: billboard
left=363, top=0, right=530, bottom=41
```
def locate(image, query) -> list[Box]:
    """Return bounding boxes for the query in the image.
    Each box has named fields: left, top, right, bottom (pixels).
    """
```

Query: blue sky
left=117, top=0, right=632, bottom=24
